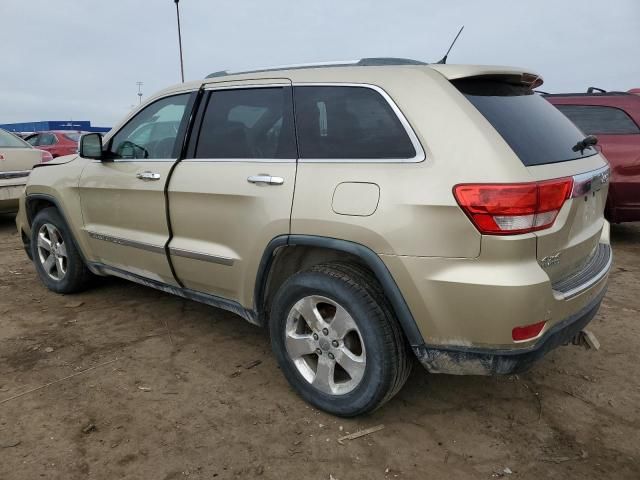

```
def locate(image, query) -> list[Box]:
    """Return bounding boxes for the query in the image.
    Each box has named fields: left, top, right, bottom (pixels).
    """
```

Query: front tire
left=30, top=207, right=92, bottom=293
left=270, top=263, right=411, bottom=416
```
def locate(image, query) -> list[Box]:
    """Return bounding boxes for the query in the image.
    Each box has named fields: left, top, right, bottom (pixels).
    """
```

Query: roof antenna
left=436, top=26, right=464, bottom=64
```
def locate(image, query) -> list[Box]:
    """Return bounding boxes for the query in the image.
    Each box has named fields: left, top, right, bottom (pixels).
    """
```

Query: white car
left=0, top=128, right=52, bottom=214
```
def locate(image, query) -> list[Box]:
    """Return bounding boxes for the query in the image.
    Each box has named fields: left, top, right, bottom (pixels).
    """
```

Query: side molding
left=254, top=235, right=425, bottom=347
left=92, top=263, right=259, bottom=325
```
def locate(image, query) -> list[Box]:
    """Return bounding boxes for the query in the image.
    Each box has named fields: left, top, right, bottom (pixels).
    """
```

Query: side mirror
left=79, top=133, right=104, bottom=160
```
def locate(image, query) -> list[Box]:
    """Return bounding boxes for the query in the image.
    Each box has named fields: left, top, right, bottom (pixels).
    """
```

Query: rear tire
left=30, top=207, right=92, bottom=293
left=269, top=262, right=412, bottom=416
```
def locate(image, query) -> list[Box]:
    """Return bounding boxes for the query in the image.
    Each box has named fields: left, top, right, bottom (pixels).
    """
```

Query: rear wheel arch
left=255, top=235, right=425, bottom=347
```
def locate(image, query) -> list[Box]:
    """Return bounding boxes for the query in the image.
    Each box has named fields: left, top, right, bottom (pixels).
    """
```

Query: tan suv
left=15, top=59, right=612, bottom=416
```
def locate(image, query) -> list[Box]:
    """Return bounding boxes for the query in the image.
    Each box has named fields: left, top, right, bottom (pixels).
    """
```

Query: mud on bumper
left=413, top=287, right=607, bottom=375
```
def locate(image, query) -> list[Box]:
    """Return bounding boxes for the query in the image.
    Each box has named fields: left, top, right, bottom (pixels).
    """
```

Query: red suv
left=25, top=131, right=83, bottom=159
left=545, top=89, right=640, bottom=223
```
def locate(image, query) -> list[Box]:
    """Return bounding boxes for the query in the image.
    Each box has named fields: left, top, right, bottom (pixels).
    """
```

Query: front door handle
left=136, top=171, right=161, bottom=181
left=247, top=174, right=284, bottom=186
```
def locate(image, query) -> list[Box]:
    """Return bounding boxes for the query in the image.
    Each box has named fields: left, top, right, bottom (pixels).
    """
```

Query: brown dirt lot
left=0, top=214, right=639, bottom=480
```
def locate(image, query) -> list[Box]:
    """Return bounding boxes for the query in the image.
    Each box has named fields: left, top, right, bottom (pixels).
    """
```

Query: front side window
left=554, top=105, right=640, bottom=135
left=195, top=87, right=296, bottom=159
left=294, top=86, right=416, bottom=159
left=109, top=94, right=191, bottom=159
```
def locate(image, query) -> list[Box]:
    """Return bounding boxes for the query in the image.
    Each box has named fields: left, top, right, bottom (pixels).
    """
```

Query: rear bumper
left=414, top=286, right=606, bottom=375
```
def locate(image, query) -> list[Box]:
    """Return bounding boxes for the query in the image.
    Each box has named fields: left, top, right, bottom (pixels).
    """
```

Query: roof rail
left=205, top=57, right=427, bottom=79
left=543, top=91, right=631, bottom=97
left=587, top=87, right=607, bottom=93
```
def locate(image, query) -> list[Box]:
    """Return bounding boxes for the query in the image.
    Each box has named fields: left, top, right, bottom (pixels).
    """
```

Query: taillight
left=39, top=150, right=53, bottom=163
left=453, top=178, right=573, bottom=235
left=512, top=321, right=546, bottom=342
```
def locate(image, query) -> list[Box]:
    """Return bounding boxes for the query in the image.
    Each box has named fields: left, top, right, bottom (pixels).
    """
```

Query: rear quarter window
left=454, top=78, right=597, bottom=166
left=293, top=86, right=416, bottom=159
left=553, top=104, right=640, bottom=135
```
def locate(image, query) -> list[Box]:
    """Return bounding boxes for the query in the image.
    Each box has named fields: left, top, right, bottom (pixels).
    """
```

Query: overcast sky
left=1, top=0, right=638, bottom=127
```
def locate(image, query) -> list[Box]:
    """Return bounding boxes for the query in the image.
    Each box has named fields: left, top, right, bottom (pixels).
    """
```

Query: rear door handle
left=136, top=171, right=161, bottom=181
left=247, top=174, right=284, bottom=186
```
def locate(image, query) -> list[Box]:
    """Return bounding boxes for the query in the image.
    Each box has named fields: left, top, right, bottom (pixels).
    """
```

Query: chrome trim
left=291, top=82, right=426, bottom=164
left=180, top=158, right=296, bottom=164
left=553, top=245, right=612, bottom=300
left=136, top=171, right=161, bottom=181
left=169, top=247, right=234, bottom=266
left=86, top=231, right=165, bottom=254
left=571, top=165, right=610, bottom=198
left=0, top=170, right=31, bottom=180
left=92, top=158, right=176, bottom=164
left=204, top=82, right=291, bottom=91
left=247, top=174, right=284, bottom=185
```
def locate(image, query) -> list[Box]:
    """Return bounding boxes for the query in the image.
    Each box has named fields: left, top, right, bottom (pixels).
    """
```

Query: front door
left=78, top=92, right=194, bottom=285
left=167, top=80, right=297, bottom=306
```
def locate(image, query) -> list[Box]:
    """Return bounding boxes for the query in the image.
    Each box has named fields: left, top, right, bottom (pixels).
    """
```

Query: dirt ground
left=0, top=215, right=639, bottom=480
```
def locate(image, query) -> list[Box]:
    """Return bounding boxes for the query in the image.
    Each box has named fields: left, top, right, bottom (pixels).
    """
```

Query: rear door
left=167, top=79, right=297, bottom=305
left=78, top=92, right=195, bottom=284
left=459, top=81, right=609, bottom=283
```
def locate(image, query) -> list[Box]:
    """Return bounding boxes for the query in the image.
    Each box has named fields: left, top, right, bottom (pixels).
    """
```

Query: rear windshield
left=0, top=129, right=30, bottom=148
left=454, top=79, right=597, bottom=166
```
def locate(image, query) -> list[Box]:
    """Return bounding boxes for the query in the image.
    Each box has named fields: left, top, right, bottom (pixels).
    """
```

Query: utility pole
left=136, top=81, right=144, bottom=105
left=174, top=0, right=185, bottom=82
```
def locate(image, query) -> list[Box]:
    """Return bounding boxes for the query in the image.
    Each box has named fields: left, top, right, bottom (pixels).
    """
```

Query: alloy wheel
left=285, top=295, right=366, bottom=395
left=37, top=223, right=68, bottom=281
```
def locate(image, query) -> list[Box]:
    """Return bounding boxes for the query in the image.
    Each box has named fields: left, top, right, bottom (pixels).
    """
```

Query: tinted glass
left=109, top=94, right=190, bottom=159
left=64, top=132, right=82, bottom=142
left=39, top=133, right=56, bottom=146
left=455, top=79, right=597, bottom=166
left=195, top=87, right=296, bottom=159
left=25, top=134, right=40, bottom=146
left=294, top=86, right=416, bottom=159
left=0, top=129, right=30, bottom=148
left=554, top=105, right=640, bottom=135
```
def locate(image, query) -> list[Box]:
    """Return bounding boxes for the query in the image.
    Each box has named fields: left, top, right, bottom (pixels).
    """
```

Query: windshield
left=0, top=129, right=31, bottom=148
left=454, top=78, right=597, bottom=166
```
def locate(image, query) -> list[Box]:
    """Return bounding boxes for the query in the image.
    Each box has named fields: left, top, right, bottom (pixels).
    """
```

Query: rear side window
left=294, top=86, right=416, bottom=159
left=39, top=133, right=57, bottom=146
left=0, top=129, right=30, bottom=148
left=64, top=132, right=82, bottom=142
left=553, top=105, right=640, bottom=135
left=195, top=87, right=296, bottom=159
left=455, top=79, right=597, bottom=166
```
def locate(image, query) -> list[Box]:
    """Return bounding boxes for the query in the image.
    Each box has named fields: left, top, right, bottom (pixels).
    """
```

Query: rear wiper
left=572, top=135, right=598, bottom=154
